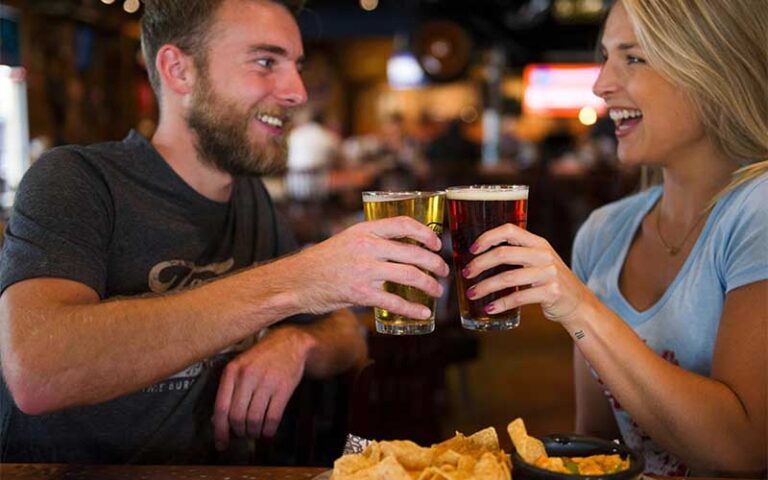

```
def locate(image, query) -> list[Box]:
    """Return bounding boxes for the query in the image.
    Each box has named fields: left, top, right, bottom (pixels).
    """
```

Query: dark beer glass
left=447, top=185, right=529, bottom=330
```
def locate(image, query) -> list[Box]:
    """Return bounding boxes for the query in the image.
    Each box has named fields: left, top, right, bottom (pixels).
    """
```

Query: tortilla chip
left=507, top=418, right=547, bottom=464
left=379, top=440, right=434, bottom=471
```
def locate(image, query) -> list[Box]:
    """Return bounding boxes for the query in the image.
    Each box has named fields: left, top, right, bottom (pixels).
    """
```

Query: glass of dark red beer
left=446, top=185, right=529, bottom=330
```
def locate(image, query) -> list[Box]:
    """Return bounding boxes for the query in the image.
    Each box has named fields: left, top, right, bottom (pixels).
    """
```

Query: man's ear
left=155, top=44, right=197, bottom=96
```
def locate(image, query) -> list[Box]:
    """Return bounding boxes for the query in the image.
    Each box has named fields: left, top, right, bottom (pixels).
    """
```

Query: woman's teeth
left=609, top=108, right=643, bottom=124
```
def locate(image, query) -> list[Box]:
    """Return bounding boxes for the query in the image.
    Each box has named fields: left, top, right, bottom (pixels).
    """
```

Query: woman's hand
left=462, top=223, right=591, bottom=324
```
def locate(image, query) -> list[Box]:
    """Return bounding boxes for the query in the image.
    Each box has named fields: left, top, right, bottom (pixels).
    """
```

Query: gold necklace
left=655, top=206, right=706, bottom=256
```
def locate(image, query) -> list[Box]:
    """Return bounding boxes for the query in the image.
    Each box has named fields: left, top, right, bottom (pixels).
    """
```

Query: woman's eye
left=626, top=55, right=646, bottom=65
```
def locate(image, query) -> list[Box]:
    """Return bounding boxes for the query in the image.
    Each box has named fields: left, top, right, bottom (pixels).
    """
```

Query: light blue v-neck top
left=571, top=172, right=768, bottom=475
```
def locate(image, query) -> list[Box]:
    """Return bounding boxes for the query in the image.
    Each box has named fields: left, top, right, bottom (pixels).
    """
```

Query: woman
left=463, top=0, right=766, bottom=475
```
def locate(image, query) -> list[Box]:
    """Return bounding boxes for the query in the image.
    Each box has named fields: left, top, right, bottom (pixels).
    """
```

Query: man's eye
left=256, top=58, right=276, bottom=69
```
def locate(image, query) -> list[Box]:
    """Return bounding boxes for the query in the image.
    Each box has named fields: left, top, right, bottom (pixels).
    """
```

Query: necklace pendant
left=667, top=246, right=680, bottom=256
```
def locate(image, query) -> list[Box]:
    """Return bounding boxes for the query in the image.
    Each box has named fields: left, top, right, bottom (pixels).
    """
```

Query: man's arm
left=211, top=309, right=366, bottom=447
left=0, top=217, right=447, bottom=416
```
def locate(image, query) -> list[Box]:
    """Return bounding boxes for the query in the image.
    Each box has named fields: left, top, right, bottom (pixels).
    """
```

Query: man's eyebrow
left=247, top=44, right=288, bottom=56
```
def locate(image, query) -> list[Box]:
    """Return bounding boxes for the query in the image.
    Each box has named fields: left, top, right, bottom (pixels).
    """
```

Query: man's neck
left=151, top=117, right=234, bottom=203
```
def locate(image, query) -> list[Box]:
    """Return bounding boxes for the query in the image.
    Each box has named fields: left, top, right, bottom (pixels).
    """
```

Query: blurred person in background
left=0, top=0, right=448, bottom=465
left=285, top=108, right=340, bottom=201
left=425, top=118, right=481, bottom=179
left=372, top=112, right=429, bottom=191
left=461, top=0, right=766, bottom=475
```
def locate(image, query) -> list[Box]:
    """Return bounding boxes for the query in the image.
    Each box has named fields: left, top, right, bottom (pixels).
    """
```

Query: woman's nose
left=592, top=63, right=618, bottom=100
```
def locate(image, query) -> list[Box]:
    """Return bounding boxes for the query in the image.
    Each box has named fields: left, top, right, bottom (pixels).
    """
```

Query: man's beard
left=185, top=71, right=287, bottom=176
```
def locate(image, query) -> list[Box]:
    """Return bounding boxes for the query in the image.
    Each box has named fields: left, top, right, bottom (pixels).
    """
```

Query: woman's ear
left=155, top=44, right=197, bottom=96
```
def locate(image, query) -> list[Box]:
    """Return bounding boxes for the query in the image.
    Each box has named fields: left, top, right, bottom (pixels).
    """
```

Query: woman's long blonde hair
left=620, top=0, right=768, bottom=201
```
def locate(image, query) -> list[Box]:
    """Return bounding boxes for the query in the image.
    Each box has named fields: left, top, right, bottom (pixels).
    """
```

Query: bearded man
left=0, top=0, right=448, bottom=464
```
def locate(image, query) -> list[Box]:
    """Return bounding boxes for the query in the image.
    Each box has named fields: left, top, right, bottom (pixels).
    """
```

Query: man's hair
left=140, top=0, right=305, bottom=98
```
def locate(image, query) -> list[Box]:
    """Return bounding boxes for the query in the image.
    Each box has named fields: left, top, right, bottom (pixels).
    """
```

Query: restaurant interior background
left=0, top=0, right=642, bottom=460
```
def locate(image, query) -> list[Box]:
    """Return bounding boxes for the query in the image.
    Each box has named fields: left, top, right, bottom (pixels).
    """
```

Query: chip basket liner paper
left=343, top=434, right=373, bottom=454
left=311, top=435, right=372, bottom=480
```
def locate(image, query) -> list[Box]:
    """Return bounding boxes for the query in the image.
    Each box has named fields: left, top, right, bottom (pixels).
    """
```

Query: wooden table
left=0, top=463, right=735, bottom=480
left=0, top=465, right=734, bottom=480
left=0, top=464, right=329, bottom=480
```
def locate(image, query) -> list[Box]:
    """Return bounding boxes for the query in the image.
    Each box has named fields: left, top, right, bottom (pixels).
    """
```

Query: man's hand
left=287, top=216, right=450, bottom=319
left=211, top=327, right=314, bottom=450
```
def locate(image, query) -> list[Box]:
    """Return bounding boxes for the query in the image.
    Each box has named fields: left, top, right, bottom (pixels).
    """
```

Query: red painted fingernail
left=469, top=243, right=479, bottom=254
left=462, top=267, right=471, bottom=278
left=484, top=303, right=496, bottom=313
left=467, top=287, right=477, bottom=299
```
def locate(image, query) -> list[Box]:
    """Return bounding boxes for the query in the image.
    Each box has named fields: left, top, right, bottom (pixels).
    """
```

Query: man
left=0, top=0, right=448, bottom=464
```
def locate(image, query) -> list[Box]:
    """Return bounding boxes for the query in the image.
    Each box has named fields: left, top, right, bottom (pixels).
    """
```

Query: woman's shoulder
left=720, top=170, right=768, bottom=211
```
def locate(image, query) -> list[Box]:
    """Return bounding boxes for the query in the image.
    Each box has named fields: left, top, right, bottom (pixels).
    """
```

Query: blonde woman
left=463, top=0, right=767, bottom=475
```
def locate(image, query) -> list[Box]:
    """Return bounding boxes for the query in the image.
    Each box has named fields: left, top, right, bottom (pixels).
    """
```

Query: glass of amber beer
left=446, top=185, right=528, bottom=331
left=362, top=191, right=446, bottom=335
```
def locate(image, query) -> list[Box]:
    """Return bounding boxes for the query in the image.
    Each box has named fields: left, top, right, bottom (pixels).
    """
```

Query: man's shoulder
left=35, top=133, right=142, bottom=172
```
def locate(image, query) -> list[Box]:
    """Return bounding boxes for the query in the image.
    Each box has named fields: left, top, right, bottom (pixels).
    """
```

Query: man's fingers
left=372, top=239, right=449, bottom=277
left=212, top=369, right=235, bottom=451
left=366, top=216, right=442, bottom=251
left=364, top=290, right=434, bottom=320
left=384, top=263, right=444, bottom=298
left=245, top=390, right=270, bottom=439
left=228, top=375, right=256, bottom=438
left=261, top=389, right=292, bottom=438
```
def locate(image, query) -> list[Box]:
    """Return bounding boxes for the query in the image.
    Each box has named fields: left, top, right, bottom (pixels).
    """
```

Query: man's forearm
left=1, top=259, right=304, bottom=415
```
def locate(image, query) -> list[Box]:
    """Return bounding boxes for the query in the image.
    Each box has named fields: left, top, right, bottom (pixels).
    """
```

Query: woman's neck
left=658, top=144, right=737, bottom=223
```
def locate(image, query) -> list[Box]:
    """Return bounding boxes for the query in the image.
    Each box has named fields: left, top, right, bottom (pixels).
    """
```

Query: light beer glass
left=362, top=191, right=445, bottom=335
left=447, top=185, right=529, bottom=331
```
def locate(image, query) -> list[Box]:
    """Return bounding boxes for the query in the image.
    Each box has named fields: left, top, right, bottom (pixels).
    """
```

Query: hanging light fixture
left=386, top=34, right=425, bottom=90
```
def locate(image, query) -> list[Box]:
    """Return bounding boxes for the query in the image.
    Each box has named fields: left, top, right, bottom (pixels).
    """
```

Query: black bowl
left=512, top=434, right=645, bottom=480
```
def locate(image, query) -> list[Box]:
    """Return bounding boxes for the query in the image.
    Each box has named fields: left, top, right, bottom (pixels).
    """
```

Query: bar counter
left=0, top=464, right=328, bottom=480
left=0, top=464, right=733, bottom=480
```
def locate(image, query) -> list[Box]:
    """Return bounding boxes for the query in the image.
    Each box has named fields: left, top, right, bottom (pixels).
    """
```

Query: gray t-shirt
left=0, top=131, right=303, bottom=464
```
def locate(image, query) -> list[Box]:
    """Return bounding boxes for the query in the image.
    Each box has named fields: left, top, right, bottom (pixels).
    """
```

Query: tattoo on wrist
left=574, top=330, right=585, bottom=340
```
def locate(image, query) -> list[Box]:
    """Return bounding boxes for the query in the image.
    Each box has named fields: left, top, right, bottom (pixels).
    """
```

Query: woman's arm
left=570, top=280, right=766, bottom=473
left=465, top=223, right=766, bottom=473
left=573, top=347, right=621, bottom=440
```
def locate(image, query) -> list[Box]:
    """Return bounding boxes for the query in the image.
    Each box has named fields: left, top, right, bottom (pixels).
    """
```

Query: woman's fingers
left=464, top=246, right=555, bottom=278
left=468, top=265, right=557, bottom=299
left=472, top=223, right=549, bottom=254
left=481, top=283, right=555, bottom=314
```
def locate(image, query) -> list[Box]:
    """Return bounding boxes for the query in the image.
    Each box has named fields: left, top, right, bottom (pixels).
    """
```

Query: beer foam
left=446, top=187, right=528, bottom=201
left=362, top=192, right=440, bottom=202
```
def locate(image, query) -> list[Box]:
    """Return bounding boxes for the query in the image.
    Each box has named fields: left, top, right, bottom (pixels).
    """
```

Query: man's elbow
left=2, top=357, right=61, bottom=416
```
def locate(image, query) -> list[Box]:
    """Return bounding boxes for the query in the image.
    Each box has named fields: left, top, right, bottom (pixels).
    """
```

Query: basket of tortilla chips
left=331, top=426, right=510, bottom=480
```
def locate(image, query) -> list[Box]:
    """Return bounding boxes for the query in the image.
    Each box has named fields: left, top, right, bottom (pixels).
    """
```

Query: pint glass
left=447, top=185, right=529, bottom=331
left=362, top=191, right=445, bottom=335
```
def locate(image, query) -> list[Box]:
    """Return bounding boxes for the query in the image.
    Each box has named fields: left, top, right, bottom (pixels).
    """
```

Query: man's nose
left=277, top=67, right=307, bottom=106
